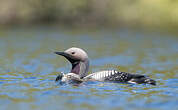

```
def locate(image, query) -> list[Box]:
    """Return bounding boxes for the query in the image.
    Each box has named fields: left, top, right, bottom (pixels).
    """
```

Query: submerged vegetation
left=0, top=0, right=178, bottom=32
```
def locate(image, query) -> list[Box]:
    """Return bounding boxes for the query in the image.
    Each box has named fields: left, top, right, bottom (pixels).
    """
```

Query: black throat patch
left=71, top=61, right=80, bottom=74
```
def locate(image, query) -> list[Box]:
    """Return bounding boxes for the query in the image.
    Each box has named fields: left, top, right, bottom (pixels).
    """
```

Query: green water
left=0, top=27, right=177, bottom=110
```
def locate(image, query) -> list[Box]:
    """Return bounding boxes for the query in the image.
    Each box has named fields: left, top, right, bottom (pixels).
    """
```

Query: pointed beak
left=54, top=51, right=79, bottom=63
left=55, top=52, right=68, bottom=57
left=54, top=51, right=73, bottom=59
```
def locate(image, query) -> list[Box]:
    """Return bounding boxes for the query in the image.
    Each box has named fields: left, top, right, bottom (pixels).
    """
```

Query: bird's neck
left=71, top=62, right=80, bottom=74
left=71, top=60, right=89, bottom=78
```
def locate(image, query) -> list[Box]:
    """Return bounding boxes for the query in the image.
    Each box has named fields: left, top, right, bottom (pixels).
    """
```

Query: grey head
left=55, top=47, right=89, bottom=78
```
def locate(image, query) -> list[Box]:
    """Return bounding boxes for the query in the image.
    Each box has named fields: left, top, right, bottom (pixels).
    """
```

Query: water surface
left=0, top=27, right=177, bottom=110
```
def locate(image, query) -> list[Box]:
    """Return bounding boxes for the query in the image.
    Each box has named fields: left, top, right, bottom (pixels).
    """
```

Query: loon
left=55, top=47, right=156, bottom=85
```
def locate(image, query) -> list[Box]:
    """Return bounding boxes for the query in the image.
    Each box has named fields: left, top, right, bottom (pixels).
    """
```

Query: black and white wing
left=83, top=70, right=117, bottom=81
left=84, top=70, right=156, bottom=85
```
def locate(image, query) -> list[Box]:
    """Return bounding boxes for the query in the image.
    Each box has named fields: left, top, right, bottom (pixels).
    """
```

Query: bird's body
left=55, top=47, right=156, bottom=85
left=56, top=70, right=156, bottom=85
